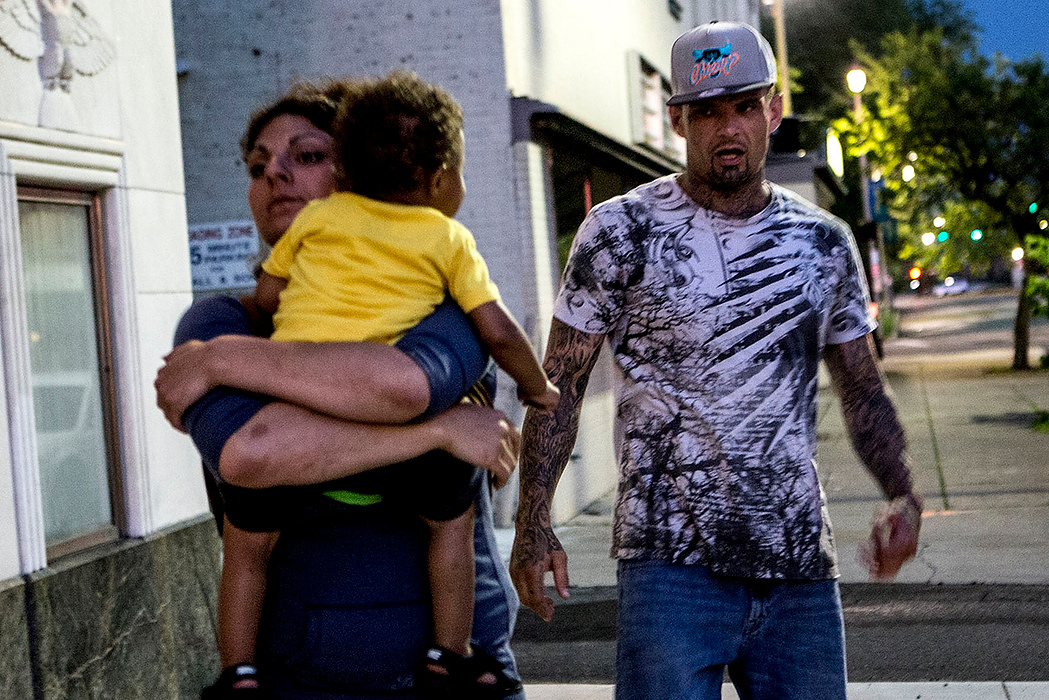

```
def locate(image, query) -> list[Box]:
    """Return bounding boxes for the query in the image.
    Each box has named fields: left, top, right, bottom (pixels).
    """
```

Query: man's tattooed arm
left=824, top=333, right=922, bottom=580
left=510, top=318, right=605, bottom=621
left=823, top=334, right=914, bottom=499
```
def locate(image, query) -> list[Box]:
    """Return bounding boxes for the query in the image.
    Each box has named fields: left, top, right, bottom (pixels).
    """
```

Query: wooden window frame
left=16, top=186, right=124, bottom=561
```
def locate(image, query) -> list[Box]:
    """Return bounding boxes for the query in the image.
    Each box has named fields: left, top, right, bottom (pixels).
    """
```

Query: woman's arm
left=219, top=401, right=519, bottom=489
left=157, top=334, right=430, bottom=429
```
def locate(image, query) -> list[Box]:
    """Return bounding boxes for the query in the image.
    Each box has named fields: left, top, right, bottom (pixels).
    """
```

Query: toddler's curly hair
left=334, top=70, right=464, bottom=199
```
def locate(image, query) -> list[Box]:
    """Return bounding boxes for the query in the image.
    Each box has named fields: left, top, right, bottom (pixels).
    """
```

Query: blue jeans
left=616, top=560, right=846, bottom=700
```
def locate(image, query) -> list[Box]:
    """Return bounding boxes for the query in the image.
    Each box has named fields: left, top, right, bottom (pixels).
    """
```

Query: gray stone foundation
left=0, top=516, right=220, bottom=700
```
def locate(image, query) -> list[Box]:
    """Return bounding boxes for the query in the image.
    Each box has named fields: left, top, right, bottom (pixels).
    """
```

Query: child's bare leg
left=423, top=505, right=498, bottom=685
left=219, top=517, right=279, bottom=687
left=424, top=506, right=475, bottom=657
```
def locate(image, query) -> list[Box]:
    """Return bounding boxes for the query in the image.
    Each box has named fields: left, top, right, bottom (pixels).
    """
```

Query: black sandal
left=421, top=645, right=523, bottom=699
left=200, top=664, right=274, bottom=700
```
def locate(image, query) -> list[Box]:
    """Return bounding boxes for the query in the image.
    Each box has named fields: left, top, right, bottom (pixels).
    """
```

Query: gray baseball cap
left=667, top=21, right=778, bottom=105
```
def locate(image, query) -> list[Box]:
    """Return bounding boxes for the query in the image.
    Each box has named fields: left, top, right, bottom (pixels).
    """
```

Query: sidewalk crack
left=913, top=541, right=938, bottom=583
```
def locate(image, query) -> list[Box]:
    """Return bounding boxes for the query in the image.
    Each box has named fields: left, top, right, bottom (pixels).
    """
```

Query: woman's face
left=245, top=114, right=337, bottom=246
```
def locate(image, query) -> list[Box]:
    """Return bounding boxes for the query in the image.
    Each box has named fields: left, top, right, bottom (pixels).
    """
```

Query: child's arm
left=469, top=300, right=559, bottom=413
left=254, top=271, right=287, bottom=316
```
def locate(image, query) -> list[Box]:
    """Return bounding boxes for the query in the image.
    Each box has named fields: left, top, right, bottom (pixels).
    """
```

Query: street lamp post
left=847, top=68, right=872, bottom=222
left=847, top=67, right=891, bottom=309
left=764, top=0, right=793, bottom=116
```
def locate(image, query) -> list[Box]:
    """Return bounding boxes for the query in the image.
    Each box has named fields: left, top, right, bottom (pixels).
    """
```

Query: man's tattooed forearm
left=825, top=336, right=914, bottom=500
left=517, top=319, right=604, bottom=534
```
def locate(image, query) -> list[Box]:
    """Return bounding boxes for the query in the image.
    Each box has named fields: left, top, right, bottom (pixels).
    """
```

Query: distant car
left=932, top=276, right=969, bottom=297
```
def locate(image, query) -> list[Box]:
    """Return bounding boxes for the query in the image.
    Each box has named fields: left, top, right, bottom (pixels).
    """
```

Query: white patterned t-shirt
left=554, top=176, right=876, bottom=580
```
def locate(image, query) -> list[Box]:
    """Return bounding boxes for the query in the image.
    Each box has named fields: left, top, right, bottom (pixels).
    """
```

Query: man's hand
left=509, top=523, right=570, bottom=622
left=859, top=493, right=923, bottom=581
left=155, top=339, right=216, bottom=431
left=430, top=404, right=520, bottom=489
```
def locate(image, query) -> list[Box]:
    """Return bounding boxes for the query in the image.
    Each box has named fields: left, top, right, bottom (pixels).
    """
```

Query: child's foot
left=200, top=664, right=274, bottom=699
left=425, top=647, right=496, bottom=685
left=421, top=645, right=523, bottom=699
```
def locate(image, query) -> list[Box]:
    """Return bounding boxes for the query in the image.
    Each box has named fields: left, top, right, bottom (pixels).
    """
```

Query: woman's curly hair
left=334, top=70, right=464, bottom=198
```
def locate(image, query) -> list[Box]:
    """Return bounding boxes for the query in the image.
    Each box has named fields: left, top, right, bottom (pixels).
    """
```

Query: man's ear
left=768, top=92, right=784, bottom=134
left=669, top=104, right=686, bottom=138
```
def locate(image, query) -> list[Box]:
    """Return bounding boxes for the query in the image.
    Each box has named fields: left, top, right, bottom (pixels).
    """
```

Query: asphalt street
left=502, top=287, right=1049, bottom=687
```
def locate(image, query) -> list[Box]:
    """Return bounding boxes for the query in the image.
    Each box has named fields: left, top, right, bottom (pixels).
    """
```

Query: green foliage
left=894, top=200, right=1009, bottom=277
left=1027, top=235, right=1049, bottom=321
left=878, top=306, right=899, bottom=338
left=828, top=26, right=1049, bottom=285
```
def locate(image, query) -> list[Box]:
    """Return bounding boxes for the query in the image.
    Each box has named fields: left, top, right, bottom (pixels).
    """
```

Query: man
left=509, top=21, right=922, bottom=700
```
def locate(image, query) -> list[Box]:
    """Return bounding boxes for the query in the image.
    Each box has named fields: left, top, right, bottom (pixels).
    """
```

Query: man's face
left=669, top=89, right=783, bottom=195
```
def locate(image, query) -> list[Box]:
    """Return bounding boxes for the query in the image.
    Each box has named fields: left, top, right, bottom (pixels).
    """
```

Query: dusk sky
left=964, top=0, right=1049, bottom=61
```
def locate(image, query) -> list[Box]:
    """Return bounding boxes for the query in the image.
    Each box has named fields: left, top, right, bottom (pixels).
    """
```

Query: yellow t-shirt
left=261, top=192, right=501, bottom=344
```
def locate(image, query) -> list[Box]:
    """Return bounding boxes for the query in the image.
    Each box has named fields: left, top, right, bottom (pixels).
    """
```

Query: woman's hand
left=430, top=403, right=520, bottom=489
left=155, top=339, right=217, bottom=431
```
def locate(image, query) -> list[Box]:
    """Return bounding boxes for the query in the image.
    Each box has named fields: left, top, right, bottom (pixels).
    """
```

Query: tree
left=836, top=28, right=1049, bottom=368
left=762, top=0, right=977, bottom=117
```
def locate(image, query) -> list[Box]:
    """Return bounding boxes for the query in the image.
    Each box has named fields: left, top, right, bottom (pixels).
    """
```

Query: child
left=220, top=72, right=557, bottom=698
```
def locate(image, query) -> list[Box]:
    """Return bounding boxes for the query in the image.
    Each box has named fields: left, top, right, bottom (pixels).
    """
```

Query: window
left=16, top=187, right=121, bottom=559
left=630, top=53, right=687, bottom=165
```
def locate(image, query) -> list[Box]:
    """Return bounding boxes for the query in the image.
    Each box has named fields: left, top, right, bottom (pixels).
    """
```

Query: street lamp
left=764, top=0, right=793, bottom=116
left=846, top=68, right=867, bottom=95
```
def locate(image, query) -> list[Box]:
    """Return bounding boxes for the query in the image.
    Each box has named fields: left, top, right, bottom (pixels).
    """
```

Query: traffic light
left=908, top=266, right=922, bottom=290
left=937, top=231, right=949, bottom=242
left=970, top=229, right=983, bottom=241
left=1030, top=202, right=1039, bottom=214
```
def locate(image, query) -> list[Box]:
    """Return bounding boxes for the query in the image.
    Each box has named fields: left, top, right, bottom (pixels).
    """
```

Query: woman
left=156, top=81, right=524, bottom=700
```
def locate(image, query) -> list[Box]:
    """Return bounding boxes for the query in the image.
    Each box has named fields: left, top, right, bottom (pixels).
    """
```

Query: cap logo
left=689, top=42, right=740, bottom=86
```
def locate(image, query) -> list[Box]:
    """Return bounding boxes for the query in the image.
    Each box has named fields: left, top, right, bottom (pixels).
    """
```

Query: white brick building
left=174, top=0, right=762, bottom=525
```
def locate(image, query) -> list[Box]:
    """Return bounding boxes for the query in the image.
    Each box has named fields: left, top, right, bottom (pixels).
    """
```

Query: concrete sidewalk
left=523, top=682, right=1049, bottom=699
